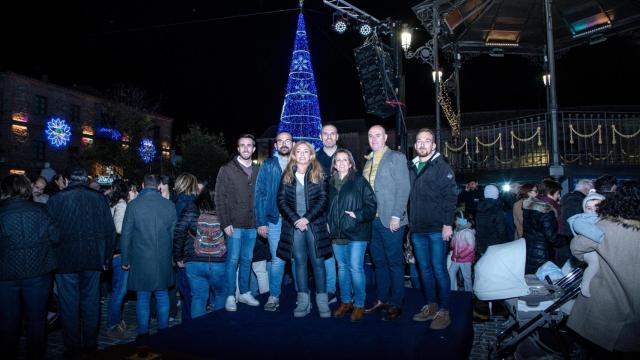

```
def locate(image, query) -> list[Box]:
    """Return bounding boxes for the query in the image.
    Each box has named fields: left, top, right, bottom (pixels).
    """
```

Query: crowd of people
left=1, top=124, right=639, bottom=359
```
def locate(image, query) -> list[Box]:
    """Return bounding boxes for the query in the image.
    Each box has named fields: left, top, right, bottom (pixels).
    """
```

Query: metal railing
left=442, top=111, right=640, bottom=171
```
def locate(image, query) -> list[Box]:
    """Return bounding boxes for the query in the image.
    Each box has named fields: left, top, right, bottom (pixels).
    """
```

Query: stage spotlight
left=333, top=17, right=348, bottom=34
left=359, top=23, right=372, bottom=37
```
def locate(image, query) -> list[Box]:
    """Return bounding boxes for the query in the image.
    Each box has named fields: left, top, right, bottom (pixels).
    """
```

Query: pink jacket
left=451, top=227, right=475, bottom=263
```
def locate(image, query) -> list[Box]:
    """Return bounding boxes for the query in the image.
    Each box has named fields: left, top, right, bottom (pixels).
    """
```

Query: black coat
left=327, top=172, right=377, bottom=242
left=121, top=189, right=177, bottom=291
left=475, top=198, right=506, bottom=255
left=47, top=183, right=116, bottom=273
left=0, top=198, right=59, bottom=281
left=276, top=167, right=331, bottom=261
left=522, top=198, right=565, bottom=274
left=560, top=190, right=585, bottom=237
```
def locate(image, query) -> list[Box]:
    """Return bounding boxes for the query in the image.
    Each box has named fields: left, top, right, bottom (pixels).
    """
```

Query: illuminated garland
left=45, top=118, right=72, bottom=148
left=611, top=125, right=640, bottom=144
left=510, top=127, right=542, bottom=149
left=138, top=138, right=156, bottom=163
left=444, top=138, right=468, bottom=157
left=475, top=133, right=503, bottom=153
left=437, top=75, right=460, bottom=137
left=568, top=124, right=602, bottom=144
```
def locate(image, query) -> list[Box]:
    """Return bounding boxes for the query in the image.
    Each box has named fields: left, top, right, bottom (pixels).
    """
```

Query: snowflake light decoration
left=138, top=138, right=156, bottom=163
left=45, top=118, right=72, bottom=147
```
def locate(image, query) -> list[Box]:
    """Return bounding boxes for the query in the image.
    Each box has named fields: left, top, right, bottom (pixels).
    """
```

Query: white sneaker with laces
left=238, top=291, right=260, bottom=306
left=225, top=295, right=237, bottom=311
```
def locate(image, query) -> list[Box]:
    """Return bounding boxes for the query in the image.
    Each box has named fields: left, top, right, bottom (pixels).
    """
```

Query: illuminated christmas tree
left=277, top=12, right=323, bottom=150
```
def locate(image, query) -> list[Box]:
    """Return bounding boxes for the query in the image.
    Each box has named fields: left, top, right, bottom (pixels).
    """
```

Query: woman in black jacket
left=277, top=141, right=331, bottom=318
left=522, top=190, right=564, bottom=274
left=327, top=149, right=377, bottom=322
left=0, top=174, right=59, bottom=359
left=173, top=173, right=226, bottom=319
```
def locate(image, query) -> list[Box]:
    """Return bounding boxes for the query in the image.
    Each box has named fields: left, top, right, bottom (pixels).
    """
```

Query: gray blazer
left=364, top=148, right=410, bottom=228
left=120, top=189, right=177, bottom=291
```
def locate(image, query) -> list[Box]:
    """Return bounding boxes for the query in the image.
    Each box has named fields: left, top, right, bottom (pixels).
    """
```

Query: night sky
left=2, top=0, right=639, bottom=146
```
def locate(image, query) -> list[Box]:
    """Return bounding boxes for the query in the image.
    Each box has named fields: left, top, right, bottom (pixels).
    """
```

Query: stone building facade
left=0, top=72, right=173, bottom=179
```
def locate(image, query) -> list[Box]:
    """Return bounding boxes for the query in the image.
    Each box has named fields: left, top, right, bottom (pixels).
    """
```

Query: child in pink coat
left=449, top=211, right=475, bottom=291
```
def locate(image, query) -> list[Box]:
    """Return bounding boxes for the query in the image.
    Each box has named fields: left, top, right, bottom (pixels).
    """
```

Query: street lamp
left=401, top=25, right=412, bottom=52
left=432, top=69, right=443, bottom=82
left=542, top=73, right=551, bottom=87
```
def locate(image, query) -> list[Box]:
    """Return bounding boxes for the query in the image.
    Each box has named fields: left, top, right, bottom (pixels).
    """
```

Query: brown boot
left=350, top=307, right=364, bottom=322
left=333, top=303, right=353, bottom=318
left=413, top=303, right=438, bottom=322
left=430, top=310, right=451, bottom=330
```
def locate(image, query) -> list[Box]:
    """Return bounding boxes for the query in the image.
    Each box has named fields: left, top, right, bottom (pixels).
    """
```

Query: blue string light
left=138, top=138, right=156, bottom=163
left=45, top=117, right=72, bottom=148
left=277, top=12, right=323, bottom=150
left=97, top=127, right=122, bottom=141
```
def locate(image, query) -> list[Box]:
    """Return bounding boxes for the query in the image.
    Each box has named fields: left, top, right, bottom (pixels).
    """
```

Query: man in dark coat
left=120, top=174, right=177, bottom=339
left=47, top=166, right=116, bottom=358
left=215, top=134, right=260, bottom=311
left=476, top=185, right=507, bottom=255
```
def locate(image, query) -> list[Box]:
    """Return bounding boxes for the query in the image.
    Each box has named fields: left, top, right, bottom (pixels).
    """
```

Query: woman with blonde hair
left=277, top=141, right=332, bottom=318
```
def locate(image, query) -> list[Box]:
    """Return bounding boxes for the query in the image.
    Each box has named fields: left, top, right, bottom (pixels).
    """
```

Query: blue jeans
left=267, top=219, right=287, bottom=298
left=332, top=241, right=367, bottom=307
left=293, top=229, right=326, bottom=293
left=185, top=262, right=226, bottom=318
left=55, top=271, right=101, bottom=356
left=370, top=218, right=405, bottom=307
left=411, top=232, right=451, bottom=310
left=136, top=290, right=169, bottom=334
left=176, top=268, right=191, bottom=321
left=0, top=274, right=52, bottom=360
left=325, top=256, right=337, bottom=294
left=225, top=228, right=257, bottom=296
left=107, top=256, right=129, bottom=329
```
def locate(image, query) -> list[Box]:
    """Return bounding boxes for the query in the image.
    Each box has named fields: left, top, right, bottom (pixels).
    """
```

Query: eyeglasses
left=276, top=139, right=292, bottom=145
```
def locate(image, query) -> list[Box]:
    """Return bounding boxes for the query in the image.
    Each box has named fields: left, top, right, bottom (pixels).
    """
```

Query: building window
left=35, top=95, right=48, bottom=115
left=70, top=104, right=81, bottom=123
left=33, top=140, right=46, bottom=161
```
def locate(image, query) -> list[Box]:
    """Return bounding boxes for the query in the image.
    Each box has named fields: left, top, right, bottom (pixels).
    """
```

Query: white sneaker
left=225, top=295, right=237, bottom=311
left=238, top=292, right=260, bottom=306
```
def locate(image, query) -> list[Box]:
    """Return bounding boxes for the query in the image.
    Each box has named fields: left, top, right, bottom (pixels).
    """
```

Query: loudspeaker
left=353, top=42, right=397, bottom=118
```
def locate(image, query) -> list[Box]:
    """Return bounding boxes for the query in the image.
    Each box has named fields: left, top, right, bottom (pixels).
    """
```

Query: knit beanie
left=582, top=191, right=605, bottom=212
left=484, top=184, right=499, bottom=200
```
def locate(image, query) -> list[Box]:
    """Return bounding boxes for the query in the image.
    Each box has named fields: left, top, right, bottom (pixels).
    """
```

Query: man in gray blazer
left=120, top=174, right=177, bottom=341
left=362, top=125, right=410, bottom=321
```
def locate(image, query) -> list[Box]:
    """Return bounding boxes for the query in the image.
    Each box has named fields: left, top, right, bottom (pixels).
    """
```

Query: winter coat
left=172, top=193, right=225, bottom=264
left=120, top=189, right=177, bottom=291
left=522, top=197, right=565, bottom=274
left=47, top=183, right=116, bottom=273
left=408, top=154, right=458, bottom=233
left=276, top=166, right=331, bottom=261
left=560, top=190, right=585, bottom=237
left=327, top=171, right=377, bottom=242
left=475, top=198, right=506, bottom=255
left=364, top=148, right=410, bottom=227
left=215, top=157, right=259, bottom=229
left=567, top=213, right=604, bottom=243
left=255, top=155, right=284, bottom=227
left=513, top=198, right=525, bottom=239
left=0, top=198, right=59, bottom=281
left=450, top=225, right=475, bottom=263
left=567, top=217, right=640, bottom=352
left=111, top=199, right=127, bottom=253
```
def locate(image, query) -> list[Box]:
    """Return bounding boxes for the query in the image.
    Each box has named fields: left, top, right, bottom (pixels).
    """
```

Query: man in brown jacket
left=215, top=134, right=260, bottom=311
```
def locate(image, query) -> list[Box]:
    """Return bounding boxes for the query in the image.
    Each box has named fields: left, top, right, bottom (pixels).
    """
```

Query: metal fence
left=442, top=111, right=640, bottom=171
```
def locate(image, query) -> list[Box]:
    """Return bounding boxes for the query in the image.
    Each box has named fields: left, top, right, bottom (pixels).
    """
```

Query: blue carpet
left=141, top=286, right=473, bottom=360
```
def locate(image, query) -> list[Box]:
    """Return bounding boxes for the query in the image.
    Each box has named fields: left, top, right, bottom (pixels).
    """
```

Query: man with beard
left=254, top=131, right=294, bottom=311
left=31, top=176, right=50, bottom=204
left=408, top=128, right=458, bottom=330
left=215, top=134, right=261, bottom=311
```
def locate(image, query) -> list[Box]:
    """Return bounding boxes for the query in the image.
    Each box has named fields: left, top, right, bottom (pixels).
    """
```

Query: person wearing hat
left=567, top=191, right=606, bottom=297
left=475, top=184, right=507, bottom=257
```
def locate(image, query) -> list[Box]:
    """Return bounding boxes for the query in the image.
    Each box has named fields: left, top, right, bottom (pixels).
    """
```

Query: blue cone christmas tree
left=277, top=12, right=323, bottom=150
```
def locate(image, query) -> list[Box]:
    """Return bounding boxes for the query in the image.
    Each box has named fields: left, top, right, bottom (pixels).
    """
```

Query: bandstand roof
left=412, top=0, right=640, bottom=57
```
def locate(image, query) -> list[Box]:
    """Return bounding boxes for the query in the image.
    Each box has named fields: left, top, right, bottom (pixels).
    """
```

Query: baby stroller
left=474, top=239, right=584, bottom=359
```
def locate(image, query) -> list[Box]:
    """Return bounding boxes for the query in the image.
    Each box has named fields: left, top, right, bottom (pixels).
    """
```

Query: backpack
left=190, top=211, right=226, bottom=258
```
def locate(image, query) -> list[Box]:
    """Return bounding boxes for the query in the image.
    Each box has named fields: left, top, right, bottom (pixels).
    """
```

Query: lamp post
left=400, top=6, right=442, bottom=150
left=544, top=0, right=562, bottom=176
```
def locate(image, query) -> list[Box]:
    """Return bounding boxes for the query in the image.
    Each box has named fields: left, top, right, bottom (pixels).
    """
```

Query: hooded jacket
left=522, top=197, right=565, bottom=274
